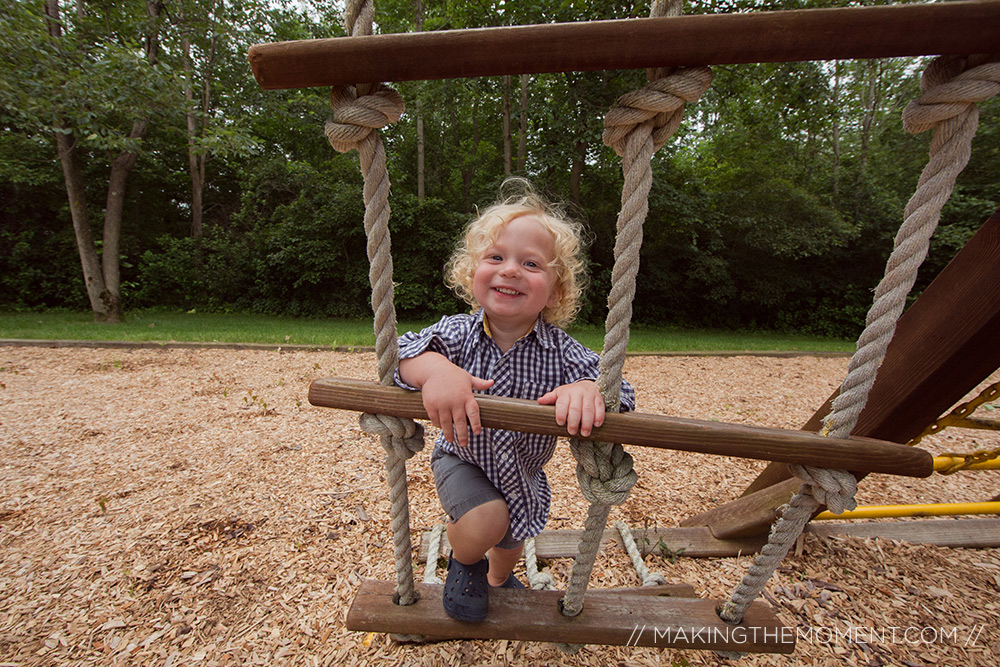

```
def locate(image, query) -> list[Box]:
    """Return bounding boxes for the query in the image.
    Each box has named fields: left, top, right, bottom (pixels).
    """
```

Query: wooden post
left=683, top=208, right=1000, bottom=537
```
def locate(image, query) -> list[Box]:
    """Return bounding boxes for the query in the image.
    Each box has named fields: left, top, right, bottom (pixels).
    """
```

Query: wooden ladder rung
left=309, top=377, right=933, bottom=477
left=347, top=580, right=795, bottom=652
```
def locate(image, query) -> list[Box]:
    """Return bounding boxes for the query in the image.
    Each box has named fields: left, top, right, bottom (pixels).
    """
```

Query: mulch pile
left=1, top=345, right=997, bottom=666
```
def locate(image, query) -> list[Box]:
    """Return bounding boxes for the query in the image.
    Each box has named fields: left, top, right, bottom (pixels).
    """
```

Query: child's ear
left=547, top=284, right=562, bottom=309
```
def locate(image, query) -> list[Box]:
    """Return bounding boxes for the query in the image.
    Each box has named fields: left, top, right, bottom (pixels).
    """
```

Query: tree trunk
left=462, top=94, right=479, bottom=206
left=182, top=34, right=205, bottom=238
left=46, top=0, right=117, bottom=320
left=503, top=75, right=512, bottom=175
left=518, top=74, right=528, bottom=172
left=55, top=132, right=115, bottom=320
left=831, top=60, right=841, bottom=200
left=50, top=0, right=161, bottom=322
left=569, top=139, right=587, bottom=207
left=417, top=98, right=425, bottom=199
left=102, top=119, right=149, bottom=322
left=415, top=0, right=425, bottom=198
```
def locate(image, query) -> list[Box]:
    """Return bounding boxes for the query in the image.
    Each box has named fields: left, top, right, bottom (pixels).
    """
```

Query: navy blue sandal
left=442, top=554, right=489, bottom=622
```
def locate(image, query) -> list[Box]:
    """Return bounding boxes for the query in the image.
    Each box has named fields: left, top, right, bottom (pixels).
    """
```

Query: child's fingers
left=536, top=390, right=557, bottom=405
left=563, top=393, right=581, bottom=435
left=432, top=408, right=454, bottom=445
left=592, top=393, right=606, bottom=428
left=465, top=396, right=483, bottom=439
left=578, top=395, right=597, bottom=438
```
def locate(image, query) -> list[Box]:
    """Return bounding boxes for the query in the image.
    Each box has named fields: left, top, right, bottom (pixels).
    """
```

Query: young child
left=395, top=180, right=635, bottom=622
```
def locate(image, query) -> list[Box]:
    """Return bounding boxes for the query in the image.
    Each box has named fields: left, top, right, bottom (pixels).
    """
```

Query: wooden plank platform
left=807, top=518, right=1000, bottom=549
left=420, top=520, right=1000, bottom=562
left=248, top=1, right=1000, bottom=89
left=347, top=580, right=794, bottom=652
left=420, top=525, right=767, bottom=561
left=309, top=377, right=933, bottom=477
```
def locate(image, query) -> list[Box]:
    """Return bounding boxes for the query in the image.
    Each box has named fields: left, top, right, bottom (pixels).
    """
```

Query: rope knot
left=570, top=439, right=637, bottom=505
left=325, top=84, right=405, bottom=153
left=902, top=56, right=1000, bottom=135
left=360, top=412, right=425, bottom=460
left=789, top=464, right=858, bottom=515
left=602, top=66, right=713, bottom=156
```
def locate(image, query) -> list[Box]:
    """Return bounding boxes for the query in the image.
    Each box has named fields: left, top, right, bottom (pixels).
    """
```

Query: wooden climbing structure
left=251, top=0, right=1000, bottom=654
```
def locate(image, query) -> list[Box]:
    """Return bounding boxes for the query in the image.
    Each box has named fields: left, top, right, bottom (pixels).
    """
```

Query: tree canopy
left=1, top=0, right=996, bottom=336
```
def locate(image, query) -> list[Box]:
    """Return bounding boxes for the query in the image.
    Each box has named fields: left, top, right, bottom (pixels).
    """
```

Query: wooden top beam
left=308, top=376, right=933, bottom=478
left=249, top=1, right=1000, bottom=89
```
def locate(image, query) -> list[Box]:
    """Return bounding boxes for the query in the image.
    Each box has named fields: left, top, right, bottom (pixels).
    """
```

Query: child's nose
left=499, top=259, right=520, bottom=276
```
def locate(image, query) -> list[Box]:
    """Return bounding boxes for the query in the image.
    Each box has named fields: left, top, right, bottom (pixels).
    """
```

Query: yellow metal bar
left=934, top=455, right=1000, bottom=473
left=815, top=501, right=1000, bottom=521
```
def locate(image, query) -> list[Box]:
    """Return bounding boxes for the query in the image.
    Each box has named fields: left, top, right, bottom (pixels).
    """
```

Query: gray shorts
left=430, top=448, right=523, bottom=550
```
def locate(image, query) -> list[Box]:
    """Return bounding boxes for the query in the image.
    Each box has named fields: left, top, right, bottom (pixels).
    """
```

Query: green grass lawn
left=0, top=310, right=856, bottom=354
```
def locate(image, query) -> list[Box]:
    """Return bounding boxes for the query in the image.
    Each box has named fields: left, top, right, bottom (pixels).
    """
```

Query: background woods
left=1, top=0, right=997, bottom=337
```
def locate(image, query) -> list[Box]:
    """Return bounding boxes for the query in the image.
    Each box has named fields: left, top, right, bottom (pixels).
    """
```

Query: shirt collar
left=476, top=309, right=556, bottom=350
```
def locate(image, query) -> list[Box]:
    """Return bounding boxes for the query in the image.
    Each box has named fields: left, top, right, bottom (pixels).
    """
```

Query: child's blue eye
left=524, top=261, right=539, bottom=269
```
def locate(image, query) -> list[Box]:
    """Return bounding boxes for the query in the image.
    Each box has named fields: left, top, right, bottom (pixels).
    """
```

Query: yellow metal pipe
left=933, top=455, right=1000, bottom=472
left=815, top=501, right=1000, bottom=521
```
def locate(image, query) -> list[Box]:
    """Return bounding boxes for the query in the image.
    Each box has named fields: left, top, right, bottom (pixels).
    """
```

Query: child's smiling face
left=472, top=215, right=561, bottom=335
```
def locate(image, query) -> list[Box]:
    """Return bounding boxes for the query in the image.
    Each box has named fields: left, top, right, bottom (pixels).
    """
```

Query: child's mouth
left=494, top=287, right=521, bottom=296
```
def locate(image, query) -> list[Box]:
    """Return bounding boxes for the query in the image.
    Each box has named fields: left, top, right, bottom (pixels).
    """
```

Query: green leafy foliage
left=1, top=0, right=997, bottom=335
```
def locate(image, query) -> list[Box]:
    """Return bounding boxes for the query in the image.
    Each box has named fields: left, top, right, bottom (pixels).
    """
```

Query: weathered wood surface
left=249, top=1, right=1000, bottom=89
left=742, top=208, right=1000, bottom=498
left=346, top=580, right=794, bottom=652
left=419, top=525, right=767, bottom=561
left=806, top=518, right=1000, bottom=549
left=309, top=377, right=933, bottom=477
left=687, top=209, right=1000, bottom=537
left=420, top=520, right=1000, bottom=563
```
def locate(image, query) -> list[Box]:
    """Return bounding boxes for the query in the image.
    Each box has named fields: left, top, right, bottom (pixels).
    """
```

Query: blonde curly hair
left=445, top=179, right=589, bottom=329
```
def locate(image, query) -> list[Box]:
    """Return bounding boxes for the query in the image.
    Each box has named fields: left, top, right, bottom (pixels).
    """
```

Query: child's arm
left=536, top=379, right=605, bottom=438
left=398, top=351, right=495, bottom=447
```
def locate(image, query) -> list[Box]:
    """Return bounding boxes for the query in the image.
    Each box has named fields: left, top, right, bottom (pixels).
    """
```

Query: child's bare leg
left=486, top=544, right=523, bottom=587
left=446, top=498, right=510, bottom=565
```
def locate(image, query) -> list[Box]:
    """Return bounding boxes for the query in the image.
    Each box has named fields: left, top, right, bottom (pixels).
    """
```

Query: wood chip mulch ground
left=1, top=345, right=997, bottom=666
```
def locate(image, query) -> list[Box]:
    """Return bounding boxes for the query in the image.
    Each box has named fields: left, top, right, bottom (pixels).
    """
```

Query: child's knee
left=460, top=499, right=510, bottom=540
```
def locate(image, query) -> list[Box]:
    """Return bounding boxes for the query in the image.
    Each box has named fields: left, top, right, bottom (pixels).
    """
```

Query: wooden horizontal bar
left=347, top=580, right=794, bottom=652
left=308, top=377, right=933, bottom=477
left=248, top=1, right=1000, bottom=89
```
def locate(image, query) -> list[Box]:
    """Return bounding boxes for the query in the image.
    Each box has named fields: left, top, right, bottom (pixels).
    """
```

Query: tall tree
left=29, top=0, right=169, bottom=322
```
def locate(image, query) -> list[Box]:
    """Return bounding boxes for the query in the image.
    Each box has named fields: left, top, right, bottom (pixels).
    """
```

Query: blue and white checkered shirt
left=396, top=310, right=635, bottom=540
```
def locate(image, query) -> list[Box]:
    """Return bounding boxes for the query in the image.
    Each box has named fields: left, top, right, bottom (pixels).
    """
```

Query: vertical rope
left=326, top=0, right=424, bottom=609
left=719, top=54, right=999, bottom=627
left=561, top=2, right=712, bottom=617
left=422, top=523, right=445, bottom=585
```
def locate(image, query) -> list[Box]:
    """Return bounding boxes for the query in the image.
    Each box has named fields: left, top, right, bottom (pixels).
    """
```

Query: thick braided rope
left=615, top=520, right=667, bottom=586
left=422, top=523, right=445, bottom=585
left=561, top=58, right=712, bottom=620
left=822, top=54, right=998, bottom=441
left=719, top=54, right=999, bottom=627
left=598, top=65, right=713, bottom=404
left=524, top=537, right=556, bottom=590
left=327, top=0, right=424, bottom=609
